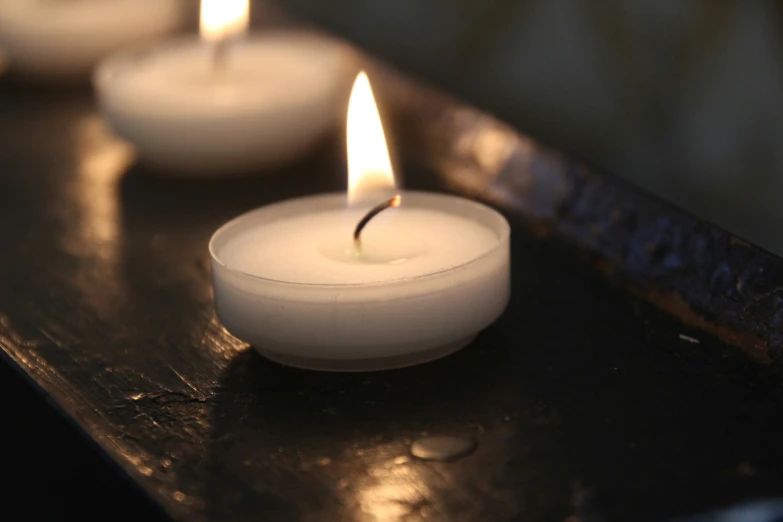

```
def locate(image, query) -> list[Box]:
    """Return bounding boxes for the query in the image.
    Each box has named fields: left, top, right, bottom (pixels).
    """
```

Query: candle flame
left=200, top=0, right=249, bottom=42
left=347, top=71, right=397, bottom=205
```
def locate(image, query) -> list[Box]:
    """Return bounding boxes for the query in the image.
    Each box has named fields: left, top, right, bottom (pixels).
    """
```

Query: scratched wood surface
left=0, top=358, right=171, bottom=521
left=1, top=78, right=783, bottom=522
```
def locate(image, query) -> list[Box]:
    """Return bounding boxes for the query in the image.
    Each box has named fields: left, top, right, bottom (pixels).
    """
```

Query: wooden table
left=1, top=77, right=782, bottom=522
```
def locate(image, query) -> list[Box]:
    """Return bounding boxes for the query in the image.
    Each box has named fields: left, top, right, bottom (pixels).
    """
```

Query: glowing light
left=200, top=0, right=249, bottom=42
left=346, top=71, right=397, bottom=205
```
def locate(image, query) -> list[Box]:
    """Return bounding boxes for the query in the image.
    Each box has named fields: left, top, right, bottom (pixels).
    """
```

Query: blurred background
left=478, top=0, right=783, bottom=256
left=276, top=0, right=783, bottom=256
left=3, top=0, right=780, bottom=253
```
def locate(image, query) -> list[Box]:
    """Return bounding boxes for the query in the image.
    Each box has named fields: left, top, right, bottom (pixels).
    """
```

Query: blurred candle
left=0, top=0, right=188, bottom=80
left=95, top=0, right=355, bottom=175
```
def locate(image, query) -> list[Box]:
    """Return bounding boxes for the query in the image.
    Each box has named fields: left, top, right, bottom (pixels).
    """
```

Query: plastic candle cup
left=94, top=0, right=355, bottom=176
left=209, top=73, right=511, bottom=372
left=0, top=0, right=188, bottom=80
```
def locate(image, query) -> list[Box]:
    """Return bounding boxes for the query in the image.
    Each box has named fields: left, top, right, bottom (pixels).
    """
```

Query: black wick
left=353, top=195, right=402, bottom=250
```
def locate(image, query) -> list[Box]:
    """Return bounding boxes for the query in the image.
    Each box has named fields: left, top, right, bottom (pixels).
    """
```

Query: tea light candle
left=95, top=0, right=355, bottom=175
left=211, top=192, right=510, bottom=371
left=210, top=73, right=511, bottom=371
left=0, top=0, right=188, bottom=79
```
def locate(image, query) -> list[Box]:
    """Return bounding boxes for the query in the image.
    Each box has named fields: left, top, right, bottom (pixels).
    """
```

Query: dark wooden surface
left=0, top=359, right=169, bottom=521
left=2, top=78, right=783, bottom=522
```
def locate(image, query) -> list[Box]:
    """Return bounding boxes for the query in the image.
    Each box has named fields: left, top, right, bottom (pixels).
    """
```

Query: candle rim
left=93, top=31, right=353, bottom=106
left=209, top=191, right=510, bottom=289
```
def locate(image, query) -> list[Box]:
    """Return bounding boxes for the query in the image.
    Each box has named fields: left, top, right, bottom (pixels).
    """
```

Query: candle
left=0, top=0, right=188, bottom=79
left=210, top=73, right=511, bottom=371
left=94, top=0, right=355, bottom=175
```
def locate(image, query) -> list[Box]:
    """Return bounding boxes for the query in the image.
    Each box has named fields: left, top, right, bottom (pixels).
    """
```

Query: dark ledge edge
left=381, top=72, right=783, bottom=372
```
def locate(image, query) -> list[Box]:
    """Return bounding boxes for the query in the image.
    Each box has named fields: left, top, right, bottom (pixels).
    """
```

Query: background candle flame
left=200, top=0, right=249, bottom=42
left=347, top=71, right=397, bottom=206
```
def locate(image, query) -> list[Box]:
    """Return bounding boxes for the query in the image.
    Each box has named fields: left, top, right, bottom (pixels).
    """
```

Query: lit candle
left=209, top=72, right=511, bottom=371
left=0, top=0, right=188, bottom=80
left=94, top=0, right=355, bottom=175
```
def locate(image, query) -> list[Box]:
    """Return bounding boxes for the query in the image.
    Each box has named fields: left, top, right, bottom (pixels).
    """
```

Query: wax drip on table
left=410, top=436, right=476, bottom=462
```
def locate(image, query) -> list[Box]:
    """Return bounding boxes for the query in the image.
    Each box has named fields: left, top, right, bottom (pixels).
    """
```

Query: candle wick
left=212, top=38, right=230, bottom=74
left=353, top=195, right=402, bottom=252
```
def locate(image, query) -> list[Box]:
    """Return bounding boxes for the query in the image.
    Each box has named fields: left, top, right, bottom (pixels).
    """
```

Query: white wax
left=221, top=208, right=497, bottom=285
left=210, top=192, right=511, bottom=371
left=0, top=0, right=188, bottom=79
left=95, top=32, right=356, bottom=175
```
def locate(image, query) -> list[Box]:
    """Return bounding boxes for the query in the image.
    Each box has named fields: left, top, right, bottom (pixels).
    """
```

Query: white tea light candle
left=0, top=0, right=188, bottom=79
left=210, top=193, right=510, bottom=371
left=210, top=72, right=511, bottom=371
left=94, top=0, right=355, bottom=175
